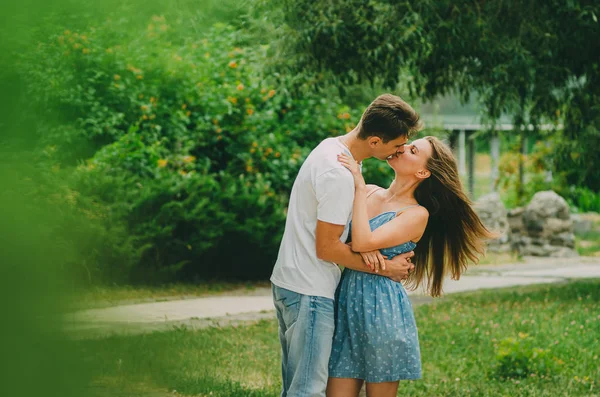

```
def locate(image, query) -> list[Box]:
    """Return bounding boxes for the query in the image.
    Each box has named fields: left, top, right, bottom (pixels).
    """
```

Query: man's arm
left=316, top=221, right=414, bottom=280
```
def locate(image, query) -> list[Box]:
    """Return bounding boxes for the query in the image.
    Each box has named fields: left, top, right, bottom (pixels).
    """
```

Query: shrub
left=22, top=17, right=366, bottom=282
left=493, top=334, right=558, bottom=380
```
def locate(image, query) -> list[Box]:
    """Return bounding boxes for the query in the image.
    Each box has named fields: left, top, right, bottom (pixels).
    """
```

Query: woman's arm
left=338, top=153, right=429, bottom=253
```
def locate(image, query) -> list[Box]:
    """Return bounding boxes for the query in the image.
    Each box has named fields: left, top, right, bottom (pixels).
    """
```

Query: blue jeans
left=272, top=284, right=335, bottom=397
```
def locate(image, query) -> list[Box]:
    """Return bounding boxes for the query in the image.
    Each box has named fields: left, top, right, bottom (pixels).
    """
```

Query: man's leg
left=273, top=284, right=302, bottom=396
left=273, top=285, right=335, bottom=397
left=286, top=294, right=335, bottom=397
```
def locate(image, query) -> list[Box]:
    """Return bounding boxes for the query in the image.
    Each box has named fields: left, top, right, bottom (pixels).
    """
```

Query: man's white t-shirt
left=270, top=137, right=357, bottom=300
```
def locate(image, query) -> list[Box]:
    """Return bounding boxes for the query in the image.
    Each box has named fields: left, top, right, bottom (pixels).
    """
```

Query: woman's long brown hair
left=406, top=136, right=496, bottom=297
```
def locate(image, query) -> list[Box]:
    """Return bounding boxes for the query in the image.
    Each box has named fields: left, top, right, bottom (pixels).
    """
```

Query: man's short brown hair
left=357, top=94, right=423, bottom=143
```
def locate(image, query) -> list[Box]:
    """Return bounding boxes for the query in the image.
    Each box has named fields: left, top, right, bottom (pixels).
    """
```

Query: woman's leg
left=326, top=377, right=363, bottom=397
left=365, top=381, right=399, bottom=397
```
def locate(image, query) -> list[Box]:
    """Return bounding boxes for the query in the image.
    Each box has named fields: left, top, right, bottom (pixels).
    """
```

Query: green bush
left=496, top=138, right=564, bottom=208
left=565, top=186, right=600, bottom=213
left=22, top=17, right=366, bottom=282
left=493, top=334, right=558, bottom=380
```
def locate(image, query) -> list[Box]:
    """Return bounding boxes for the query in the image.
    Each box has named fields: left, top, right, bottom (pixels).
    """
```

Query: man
left=270, top=94, right=423, bottom=397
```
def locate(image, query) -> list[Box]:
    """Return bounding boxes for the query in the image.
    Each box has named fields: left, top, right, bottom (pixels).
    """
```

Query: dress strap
left=367, top=186, right=383, bottom=198
left=395, top=204, right=420, bottom=214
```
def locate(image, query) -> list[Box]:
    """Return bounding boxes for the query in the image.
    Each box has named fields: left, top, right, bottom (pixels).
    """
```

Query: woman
left=327, top=136, right=494, bottom=397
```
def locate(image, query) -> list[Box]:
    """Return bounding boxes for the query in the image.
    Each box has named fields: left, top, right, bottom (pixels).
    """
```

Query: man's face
left=369, top=135, right=408, bottom=161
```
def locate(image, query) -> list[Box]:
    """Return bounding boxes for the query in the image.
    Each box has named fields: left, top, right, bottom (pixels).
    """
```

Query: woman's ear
left=416, top=169, right=431, bottom=179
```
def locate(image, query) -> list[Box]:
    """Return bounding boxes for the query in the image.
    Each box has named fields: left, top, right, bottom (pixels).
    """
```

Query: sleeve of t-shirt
left=315, top=168, right=355, bottom=225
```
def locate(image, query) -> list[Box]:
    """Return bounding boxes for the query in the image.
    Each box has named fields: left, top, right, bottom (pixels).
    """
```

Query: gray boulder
left=475, top=193, right=511, bottom=252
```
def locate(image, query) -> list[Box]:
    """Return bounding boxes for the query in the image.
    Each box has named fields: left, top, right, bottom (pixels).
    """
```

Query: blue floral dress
left=328, top=210, right=422, bottom=383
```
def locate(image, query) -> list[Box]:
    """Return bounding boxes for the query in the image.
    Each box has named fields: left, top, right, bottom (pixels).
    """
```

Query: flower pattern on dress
left=328, top=211, right=422, bottom=383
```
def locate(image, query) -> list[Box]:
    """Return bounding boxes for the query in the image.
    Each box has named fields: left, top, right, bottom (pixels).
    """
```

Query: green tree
left=270, top=0, right=600, bottom=191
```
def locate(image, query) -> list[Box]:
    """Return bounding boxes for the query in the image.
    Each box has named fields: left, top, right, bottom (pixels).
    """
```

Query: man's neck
left=339, top=128, right=370, bottom=163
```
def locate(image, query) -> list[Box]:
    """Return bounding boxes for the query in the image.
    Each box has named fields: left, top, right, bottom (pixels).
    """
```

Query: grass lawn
left=68, top=281, right=271, bottom=310
left=75, top=279, right=600, bottom=396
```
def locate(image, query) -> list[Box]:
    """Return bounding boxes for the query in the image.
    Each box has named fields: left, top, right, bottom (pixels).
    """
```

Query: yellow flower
left=252, top=142, right=258, bottom=147
left=183, top=155, right=196, bottom=163
left=73, top=43, right=81, bottom=49
left=82, top=48, right=90, bottom=54
left=261, top=88, right=267, bottom=94
left=217, top=135, right=223, bottom=141
left=149, top=114, right=156, bottom=120
left=204, top=52, right=210, bottom=58
left=275, top=152, right=281, bottom=158
left=237, top=83, right=244, bottom=91
left=246, top=165, right=253, bottom=172
left=228, top=60, right=238, bottom=68
left=178, top=170, right=187, bottom=176
left=216, top=128, right=222, bottom=133
left=181, top=104, right=187, bottom=109
left=80, top=35, right=88, bottom=41
left=64, top=30, right=71, bottom=36
left=141, top=105, right=148, bottom=111
left=186, top=110, right=191, bottom=117
left=157, top=159, right=168, bottom=168
left=114, top=74, right=121, bottom=80
left=247, top=108, right=254, bottom=116
left=150, top=96, right=157, bottom=104
left=268, top=89, right=276, bottom=97
left=142, top=114, right=148, bottom=120
left=136, top=74, right=143, bottom=80
left=106, top=48, right=113, bottom=54
left=139, top=94, right=144, bottom=99
left=250, top=148, right=256, bottom=153
left=227, top=96, right=238, bottom=104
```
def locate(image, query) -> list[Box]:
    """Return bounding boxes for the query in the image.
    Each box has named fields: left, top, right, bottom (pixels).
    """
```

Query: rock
left=525, top=191, right=571, bottom=220
left=550, top=232, right=576, bottom=248
left=571, top=213, right=594, bottom=235
left=544, top=218, right=573, bottom=237
left=507, top=207, right=525, bottom=234
left=475, top=193, right=511, bottom=252
left=508, top=191, right=579, bottom=258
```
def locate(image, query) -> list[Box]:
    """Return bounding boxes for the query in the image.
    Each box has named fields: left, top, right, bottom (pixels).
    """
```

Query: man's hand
left=380, top=251, right=415, bottom=282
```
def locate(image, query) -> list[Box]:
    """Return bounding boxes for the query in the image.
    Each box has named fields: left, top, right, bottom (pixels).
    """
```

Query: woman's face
left=386, top=138, right=433, bottom=178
